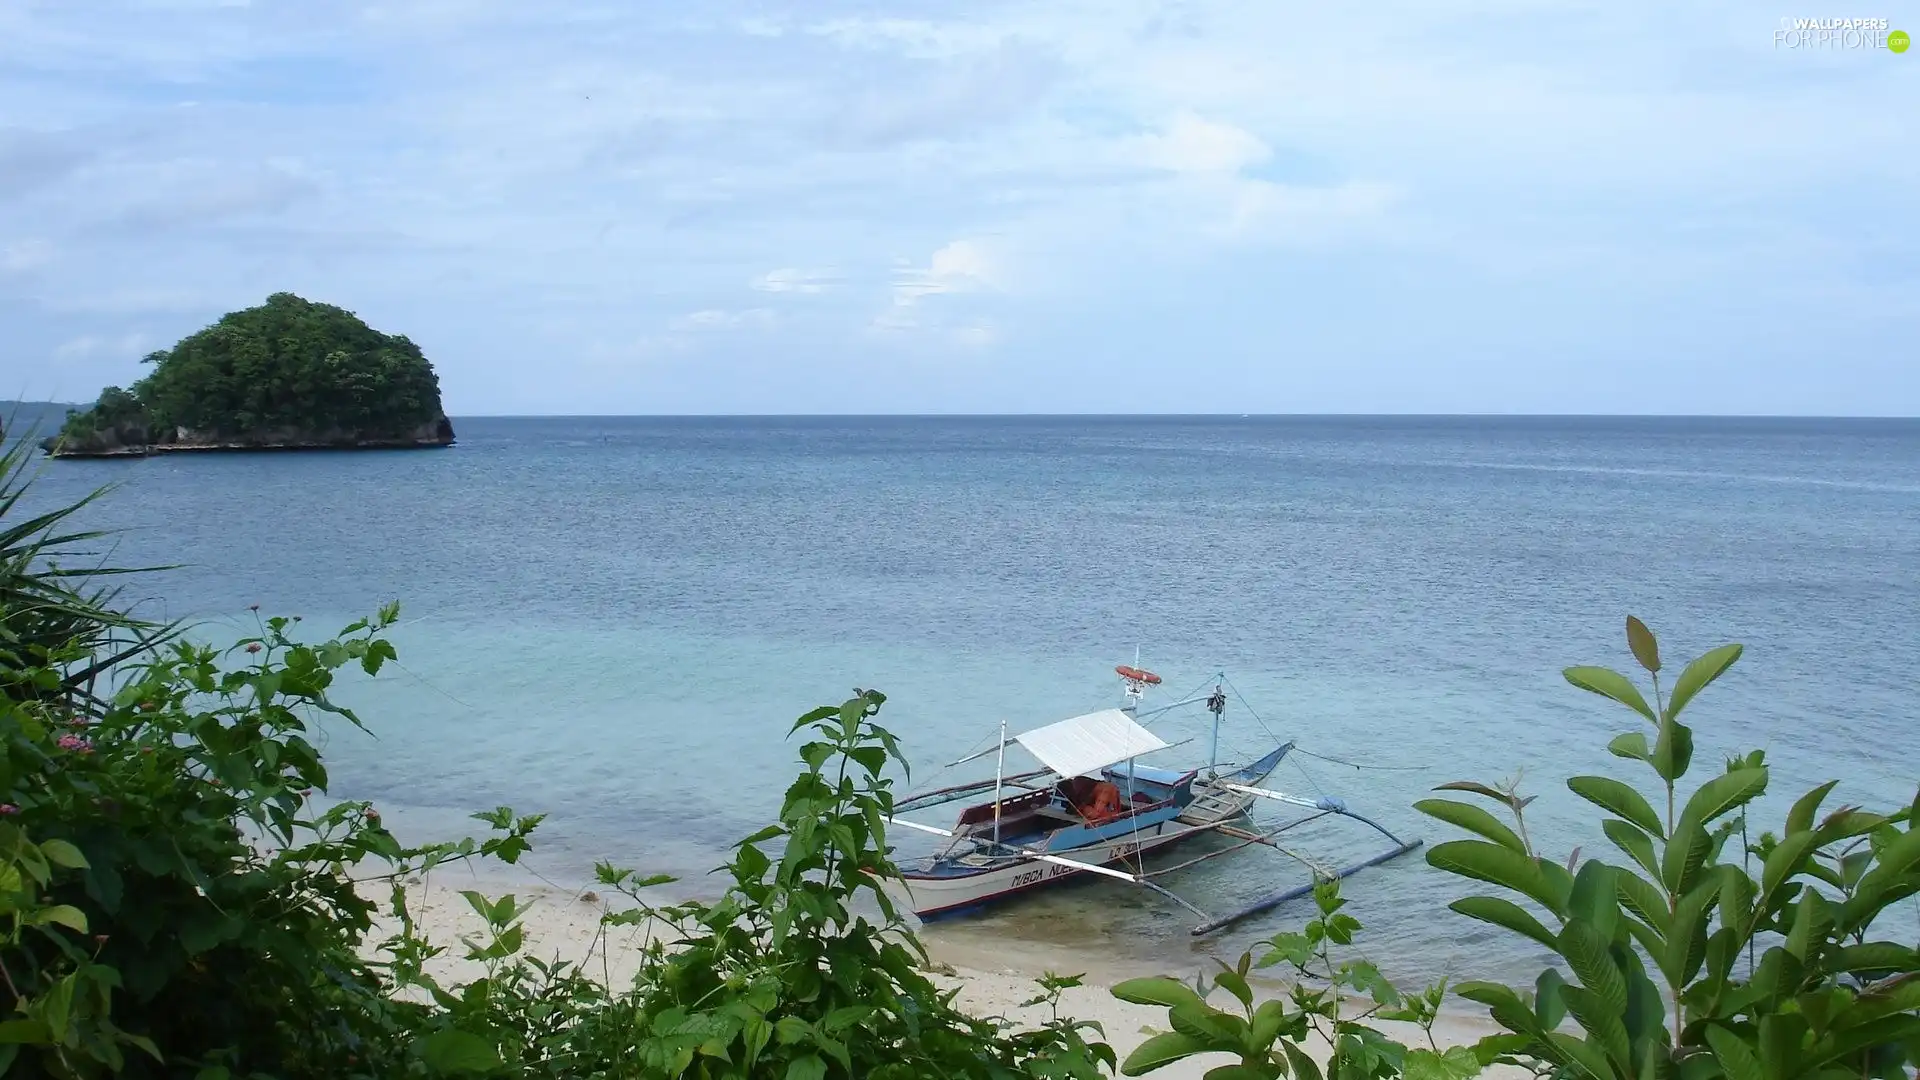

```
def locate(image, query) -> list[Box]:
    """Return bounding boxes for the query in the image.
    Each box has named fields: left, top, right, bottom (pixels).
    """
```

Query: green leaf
left=1449, top=896, right=1559, bottom=952
left=1761, top=831, right=1816, bottom=903
left=1433, top=781, right=1518, bottom=807
left=1704, top=1025, right=1764, bottom=1080
left=1665, top=644, right=1742, bottom=721
left=31, top=905, right=88, bottom=933
left=1113, top=976, right=1209, bottom=1011
left=416, top=1029, right=502, bottom=1074
left=1200, top=1066, right=1272, bottom=1080
left=1427, top=840, right=1567, bottom=915
left=1568, top=776, right=1665, bottom=837
left=1557, top=986, right=1632, bottom=1074
left=1563, top=667, right=1656, bottom=724
left=1567, top=861, right=1620, bottom=940
left=1625, top=617, right=1660, bottom=674
left=1607, top=733, right=1651, bottom=763
left=1545, top=1030, right=1620, bottom=1080
left=1661, top=819, right=1710, bottom=896
left=1559, top=919, right=1629, bottom=1016
left=1212, top=967, right=1254, bottom=1012
left=1121, top=1031, right=1214, bottom=1076
left=784, top=1054, right=828, bottom=1080
left=1651, top=719, right=1694, bottom=784
left=1678, top=768, right=1768, bottom=830
left=38, top=839, right=89, bottom=870
left=1416, top=798, right=1528, bottom=854
left=1403, top=1046, right=1484, bottom=1080
left=1601, top=821, right=1661, bottom=881
left=1785, top=780, right=1839, bottom=835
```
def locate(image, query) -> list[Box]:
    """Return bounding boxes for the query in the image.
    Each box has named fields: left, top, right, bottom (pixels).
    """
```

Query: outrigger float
left=883, top=663, right=1422, bottom=935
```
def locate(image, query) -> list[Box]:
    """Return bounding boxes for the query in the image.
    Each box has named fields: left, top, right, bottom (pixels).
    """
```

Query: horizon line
left=6, top=402, right=1919, bottom=422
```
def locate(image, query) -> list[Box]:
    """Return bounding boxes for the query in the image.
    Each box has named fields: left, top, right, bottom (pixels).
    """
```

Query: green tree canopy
left=58, top=293, right=449, bottom=445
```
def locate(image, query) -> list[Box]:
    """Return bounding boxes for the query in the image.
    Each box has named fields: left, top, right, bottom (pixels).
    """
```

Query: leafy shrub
left=1415, top=617, right=1919, bottom=1080
left=1112, top=878, right=1477, bottom=1080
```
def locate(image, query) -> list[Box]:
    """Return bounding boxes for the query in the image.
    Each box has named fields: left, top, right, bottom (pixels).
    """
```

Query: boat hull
left=896, top=814, right=1224, bottom=920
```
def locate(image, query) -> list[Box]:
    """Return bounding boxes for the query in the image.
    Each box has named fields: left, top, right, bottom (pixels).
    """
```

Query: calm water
left=13, top=415, right=1920, bottom=985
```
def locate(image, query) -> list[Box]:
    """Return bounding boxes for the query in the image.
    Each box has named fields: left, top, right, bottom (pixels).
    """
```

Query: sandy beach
left=379, top=873, right=1525, bottom=1079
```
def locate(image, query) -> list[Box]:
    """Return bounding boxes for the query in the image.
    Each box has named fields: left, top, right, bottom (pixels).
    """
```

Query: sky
left=1, top=2, right=1915, bottom=416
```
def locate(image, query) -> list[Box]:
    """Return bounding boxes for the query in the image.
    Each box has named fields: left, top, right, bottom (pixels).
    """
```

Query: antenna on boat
left=1205, top=680, right=1227, bottom=777
left=1115, top=653, right=1160, bottom=715
left=992, top=714, right=1007, bottom=846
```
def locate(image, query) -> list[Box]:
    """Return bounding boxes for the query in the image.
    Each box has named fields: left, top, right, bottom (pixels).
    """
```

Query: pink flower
left=0, top=805, right=18, bottom=815
left=246, top=642, right=262, bottom=654
left=249, top=604, right=260, bottom=612
left=56, top=734, right=93, bottom=754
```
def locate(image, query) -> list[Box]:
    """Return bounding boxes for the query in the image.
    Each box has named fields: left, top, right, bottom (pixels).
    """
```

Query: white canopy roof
left=1013, top=708, right=1171, bottom=779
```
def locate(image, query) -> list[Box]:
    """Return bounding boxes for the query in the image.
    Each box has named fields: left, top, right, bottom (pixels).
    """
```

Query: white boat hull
left=893, top=784, right=1251, bottom=919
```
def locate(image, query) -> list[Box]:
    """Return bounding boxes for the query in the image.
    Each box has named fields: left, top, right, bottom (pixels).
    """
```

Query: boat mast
left=992, top=713, right=1007, bottom=846
left=1206, top=680, right=1227, bottom=776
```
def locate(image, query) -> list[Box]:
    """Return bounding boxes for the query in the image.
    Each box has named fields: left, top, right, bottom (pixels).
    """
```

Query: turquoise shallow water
left=14, top=415, right=1920, bottom=985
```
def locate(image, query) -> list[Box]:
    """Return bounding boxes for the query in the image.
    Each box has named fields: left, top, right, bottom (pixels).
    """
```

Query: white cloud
left=891, top=239, right=997, bottom=307
left=668, top=307, right=775, bottom=331
left=752, top=267, right=837, bottom=293
left=1126, top=112, right=1269, bottom=175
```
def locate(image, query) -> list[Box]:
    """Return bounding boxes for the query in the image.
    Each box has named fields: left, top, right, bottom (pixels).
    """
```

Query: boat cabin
left=946, top=709, right=1196, bottom=845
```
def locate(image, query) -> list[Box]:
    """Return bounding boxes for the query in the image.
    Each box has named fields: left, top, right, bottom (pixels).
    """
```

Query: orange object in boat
left=1114, top=665, right=1162, bottom=685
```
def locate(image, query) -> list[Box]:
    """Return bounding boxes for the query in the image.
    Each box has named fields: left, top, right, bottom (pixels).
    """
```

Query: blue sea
left=13, top=415, right=1920, bottom=986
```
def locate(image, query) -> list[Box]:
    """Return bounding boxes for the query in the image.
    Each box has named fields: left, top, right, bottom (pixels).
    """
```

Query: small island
left=42, top=293, right=455, bottom=458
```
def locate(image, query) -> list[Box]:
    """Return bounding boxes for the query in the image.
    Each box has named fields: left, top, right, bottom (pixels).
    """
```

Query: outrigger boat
left=884, top=664, right=1422, bottom=935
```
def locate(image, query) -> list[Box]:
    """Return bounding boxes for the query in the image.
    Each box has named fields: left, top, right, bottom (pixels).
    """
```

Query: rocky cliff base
left=42, top=417, right=456, bottom=458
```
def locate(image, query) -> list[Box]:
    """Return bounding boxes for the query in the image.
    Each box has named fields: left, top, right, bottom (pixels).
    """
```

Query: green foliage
left=1416, top=616, right=1920, bottom=1080
left=53, top=292, right=448, bottom=445
left=1112, top=877, right=1484, bottom=1080
left=390, top=690, right=1118, bottom=1078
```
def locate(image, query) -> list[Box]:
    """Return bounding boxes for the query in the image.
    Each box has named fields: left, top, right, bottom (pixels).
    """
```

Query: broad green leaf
left=1568, top=776, right=1665, bottom=837
left=1545, top=1029, right=1621, bottom=1080
left=1665, top=644, right=1742, bottom=722
left=1785, top=780, right=1839, bottom=835
left=1564, top=667, right=1657, bottom=725
left=1608, top=732, right=1652, bottom=764
left=1761, top=831, right=1817, bottom=903
left=784, top=1054, right=828, bottom=1080
left=1661, top=819, right=1710, bottom=896
left=1212, top=967, right=1253, bottom=1012
left=1113, top=976, right=1208, bottom=1012
left=1651, top=719, right=1694, bottom=784
left=1678, top=768, right=1768, bottom=831
left=1567, top=861, right=1621, bottom=940
left=1602, top=820, right=1662, bottom=881
left=1557, top=985, right=1632, bottom=1073
left=1559, top=919, right=1629, bottom=1015
left=1850, top=824, right=1920, bottom=907
left=1416, top=798, right=1528, bottom=854
left=1536, top=968, right=1569, bottom=1031
left=1625, top=617, right=1660, bottom=674
left=1449, top=896, right=1559, bottom=951
left=1704, top=1027, right=1764, bottom=1080
left=1663, top=880, right=1717, bottom=987
left=38, top=839, right=89, bottom=870
left=31, top=905, right=88, bottom=934
left=1403, top=1046, right=1484, bottom=1080
left=416, top=1029, right=502, bottom=1074
left=1121, top=1022, right=1213, bottom=1068
left=1428, top=841, right=1566, bottom=915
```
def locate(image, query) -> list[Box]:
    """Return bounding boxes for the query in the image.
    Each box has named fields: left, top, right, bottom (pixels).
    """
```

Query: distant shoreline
left=43, top=438, right=456, bottom=459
